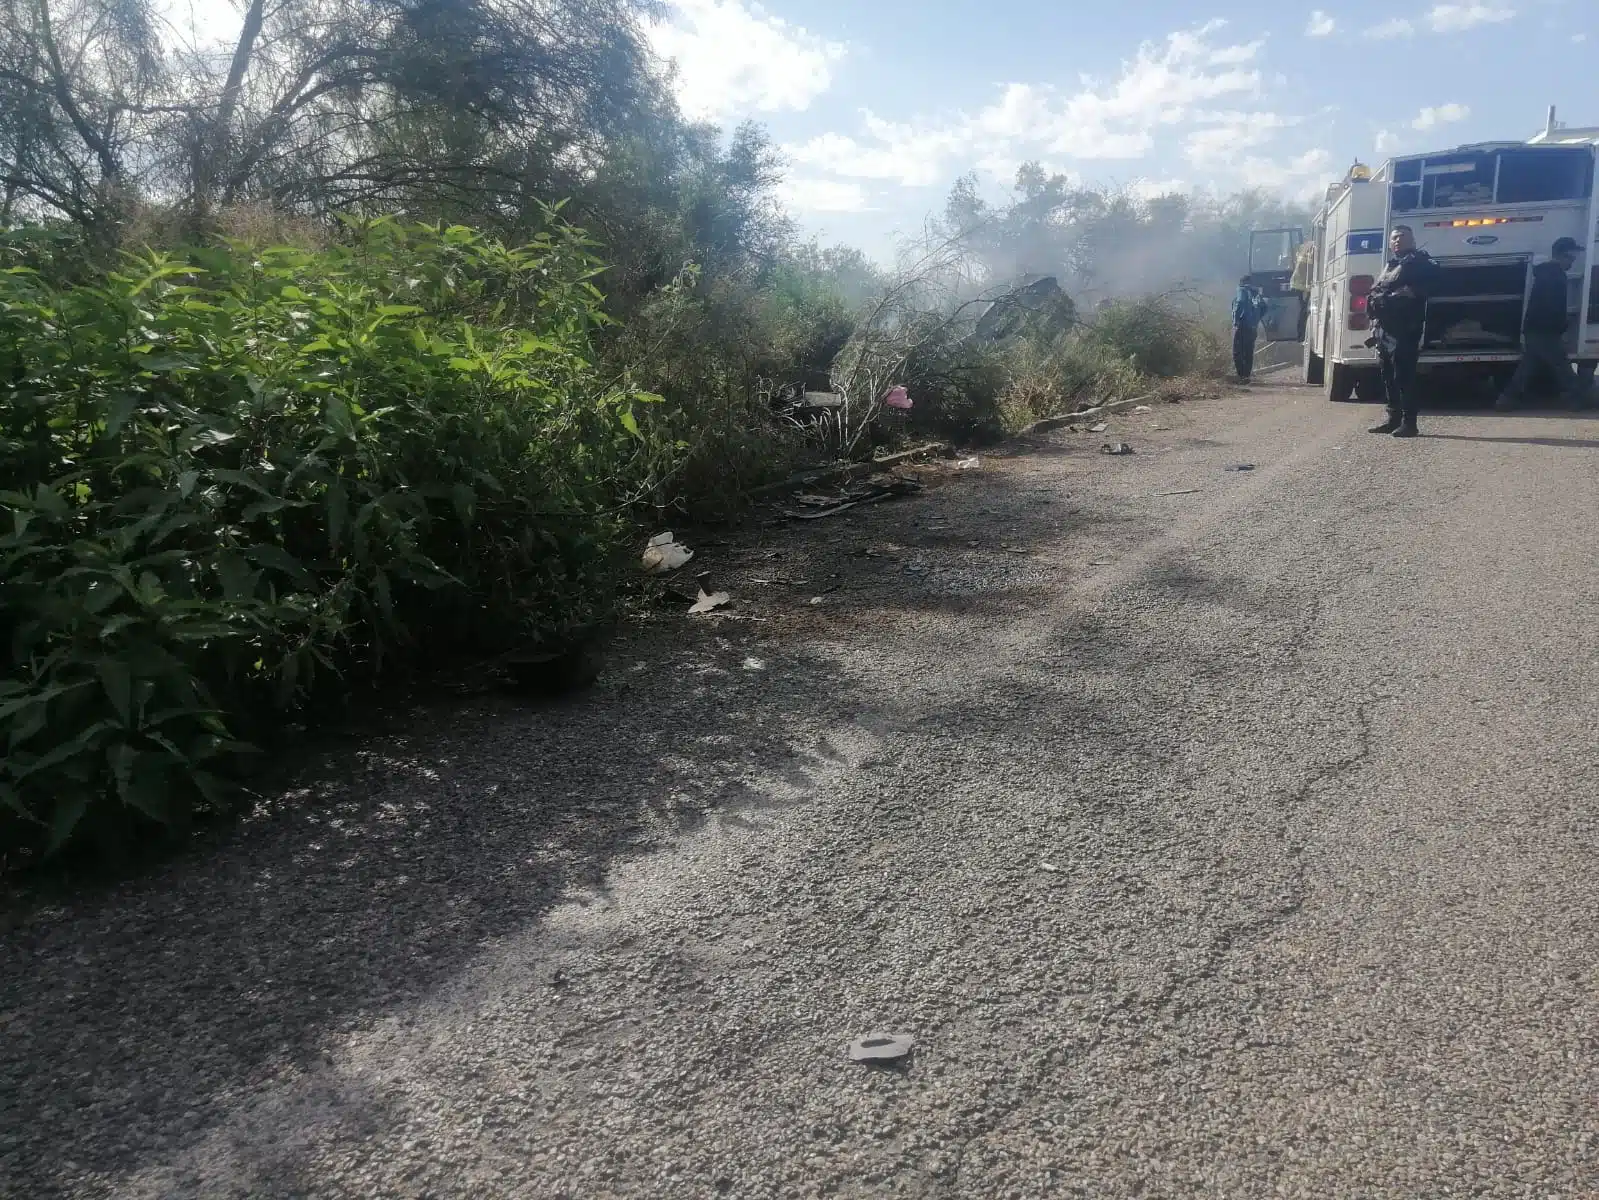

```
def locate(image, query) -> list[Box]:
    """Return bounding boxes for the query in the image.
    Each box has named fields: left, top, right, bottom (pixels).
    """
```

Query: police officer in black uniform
left=1366, top=224, right=1440, bottom=438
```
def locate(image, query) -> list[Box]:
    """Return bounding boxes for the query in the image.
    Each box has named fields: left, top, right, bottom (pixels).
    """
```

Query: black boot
left=1391, top=417, right=1419, bottom=438
left=1369, top=412, right=1401, bottom=434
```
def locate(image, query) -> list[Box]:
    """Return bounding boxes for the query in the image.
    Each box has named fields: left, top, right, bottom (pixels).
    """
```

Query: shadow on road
left=1422, top=434, right=1599, bottom=449
left=0, top=441, right=1303, bottom=1198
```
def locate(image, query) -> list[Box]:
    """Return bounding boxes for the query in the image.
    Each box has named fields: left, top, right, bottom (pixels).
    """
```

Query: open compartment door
left=1247, top=226, right=1307, bottom=342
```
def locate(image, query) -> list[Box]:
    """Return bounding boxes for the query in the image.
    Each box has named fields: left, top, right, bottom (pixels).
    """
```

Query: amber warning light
left=1423, top=216, right=1546, bottom=228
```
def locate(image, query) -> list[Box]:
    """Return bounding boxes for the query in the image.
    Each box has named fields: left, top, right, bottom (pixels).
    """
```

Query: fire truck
left=1274, top=108, right=1599, bottom=402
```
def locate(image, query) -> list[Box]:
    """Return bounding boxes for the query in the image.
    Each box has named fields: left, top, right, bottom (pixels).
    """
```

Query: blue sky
left=646, top=0, right=1598, bottom=255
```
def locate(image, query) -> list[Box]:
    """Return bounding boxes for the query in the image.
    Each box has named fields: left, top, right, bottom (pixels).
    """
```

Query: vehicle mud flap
left=1325, top=361, right=1357, bottom=403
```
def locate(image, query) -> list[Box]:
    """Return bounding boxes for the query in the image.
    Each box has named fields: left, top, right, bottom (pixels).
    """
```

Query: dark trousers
left=1232, top=325, right=1257, bottom=379
left=1378, top=329, right=1421, bottom=421
left=1502, top=331, right=1580, bottom=403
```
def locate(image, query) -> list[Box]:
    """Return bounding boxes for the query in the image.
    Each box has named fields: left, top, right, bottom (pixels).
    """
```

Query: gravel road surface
left=4, top=380, right=1598, bottom=1199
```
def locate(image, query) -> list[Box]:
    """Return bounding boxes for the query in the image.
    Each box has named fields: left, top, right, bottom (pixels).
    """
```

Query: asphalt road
left=4, top=379, right=1598, bottom=1198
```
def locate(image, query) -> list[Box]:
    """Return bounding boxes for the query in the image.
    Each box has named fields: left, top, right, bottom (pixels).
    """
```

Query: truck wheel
left=1325, top=362, right=1356, bottom=403
left=1303, top=340, right=1324, bottom=386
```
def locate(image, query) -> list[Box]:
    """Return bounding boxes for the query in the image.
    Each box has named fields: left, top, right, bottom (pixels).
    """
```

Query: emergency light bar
left=1422, top=216, right=1546, bottom=227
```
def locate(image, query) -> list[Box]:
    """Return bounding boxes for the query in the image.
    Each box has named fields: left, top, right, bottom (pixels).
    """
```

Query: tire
left=1325, top=361, right=1356, bottom=403
left=1303, top=337, right=1324, bottom=385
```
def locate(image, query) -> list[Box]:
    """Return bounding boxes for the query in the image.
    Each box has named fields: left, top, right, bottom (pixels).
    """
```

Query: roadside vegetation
left=0, top=0, right=1308, bottom=865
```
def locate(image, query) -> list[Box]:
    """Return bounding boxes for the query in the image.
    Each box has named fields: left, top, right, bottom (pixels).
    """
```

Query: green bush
left=995, top=339, right=1146, bottom=430
left=1086, top=295, right=1216, bottom=379
left=602, top=260, right=859, bottom=514
left=0, top=216, right=654, bottom=860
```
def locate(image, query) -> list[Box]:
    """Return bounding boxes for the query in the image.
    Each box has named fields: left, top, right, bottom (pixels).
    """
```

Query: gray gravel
left=4, top=381, right=1598, bottom=1198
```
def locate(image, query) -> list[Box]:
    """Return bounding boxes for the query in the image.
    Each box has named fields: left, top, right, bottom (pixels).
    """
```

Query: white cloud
left=1376, top=128, right=1402, bottom=153
left=785, top=23, right=1264, bottom=191
left=646, top=0, right=847, bottom=121
left=1306, top=10, right=1337, bottom=36
left=1238, top=148, right=1334, bottom=193
left=157, top=0, right=241, bottom=48
left=1370, top=4, right=1516, bottom=35
left=1412, top=102, right=1470, bottom=130
left=782, top=178, right=872, bottom=213
left=1367, top=16, right=1416, bottom=36
left=1184, top=110, right=1297, bottom=168
left=1130, top=177, right=1191, bottom=199
left=1427, top=3, right=1515, bottom=31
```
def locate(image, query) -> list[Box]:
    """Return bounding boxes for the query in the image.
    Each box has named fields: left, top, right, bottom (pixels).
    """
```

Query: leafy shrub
left=995, top=339, right=1146, bottom=430
left=0, top=216, right=653, bottom=860
left=1086, top=294, right=1215, bottom=379
left=604, top=261, right=858, bottom=514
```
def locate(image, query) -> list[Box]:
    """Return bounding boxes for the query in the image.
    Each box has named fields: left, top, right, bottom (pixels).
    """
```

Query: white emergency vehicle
left=1290, top=108, right=1599, bottom=402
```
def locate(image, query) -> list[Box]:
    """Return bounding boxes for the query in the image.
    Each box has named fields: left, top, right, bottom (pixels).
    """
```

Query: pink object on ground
left=883, top=386, right=913, bottom=410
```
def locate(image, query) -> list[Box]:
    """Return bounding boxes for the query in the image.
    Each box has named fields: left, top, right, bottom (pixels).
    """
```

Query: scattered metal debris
left=1133, top=405, right=1153, bottom=414
left=641, top=531, right=693, bottom=574
left=1158, top=488, right=1200, bottom=496
left=848, top=1033, right=915, bottom=1063
left=688, top=589, right=731, bottom=615
left=1226, top=463, right=1256, bottom=472
left=956, top=456, right=981, bottom=470
left=1089, top=423, right=1109, bottom=433
left=1038, top=862, right=1063, bottom=873
left=780, top=474, right=923, bottom=521
left=1101, top=442, right=1135, bottom=455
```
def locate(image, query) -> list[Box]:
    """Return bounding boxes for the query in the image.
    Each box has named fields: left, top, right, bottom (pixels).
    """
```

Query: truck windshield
left=1496, top=148, right=1593, bottom=203
left=1390, top=146, right=1594, bottom=211
left=1248, top=230, right=1298, bottom=275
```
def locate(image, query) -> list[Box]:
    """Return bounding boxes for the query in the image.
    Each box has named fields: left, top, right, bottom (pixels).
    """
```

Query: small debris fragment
left=1132, top=405, right=1152, bottom=414
left=808, top=595, right=826, bottom=606
left=1226, top=463, right=1256, bottom=472
left=688, top=589, right=730, bottom=615
left=956, top=456, right=981, bottom=470
left=1101, top=442, right=1135, bottom=455
left=848, top=1033, right=915, bottom=1063
left=1038, top=862, right=1062, bottom=873
left=1089, top=423, right=1109, bottom=433
left=781, top=475, right=922, bottom=520
left=641, top=532, right=693, bottom=574
left=742, top=656, right=766, bottom=670
left=1158, top=488, right=1200, bottom=496
left=883, top=385, right=913, bottom=410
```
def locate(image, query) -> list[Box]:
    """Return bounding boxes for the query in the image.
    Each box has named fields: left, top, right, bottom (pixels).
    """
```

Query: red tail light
left=1348, top=279, right=1372, bottom=329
